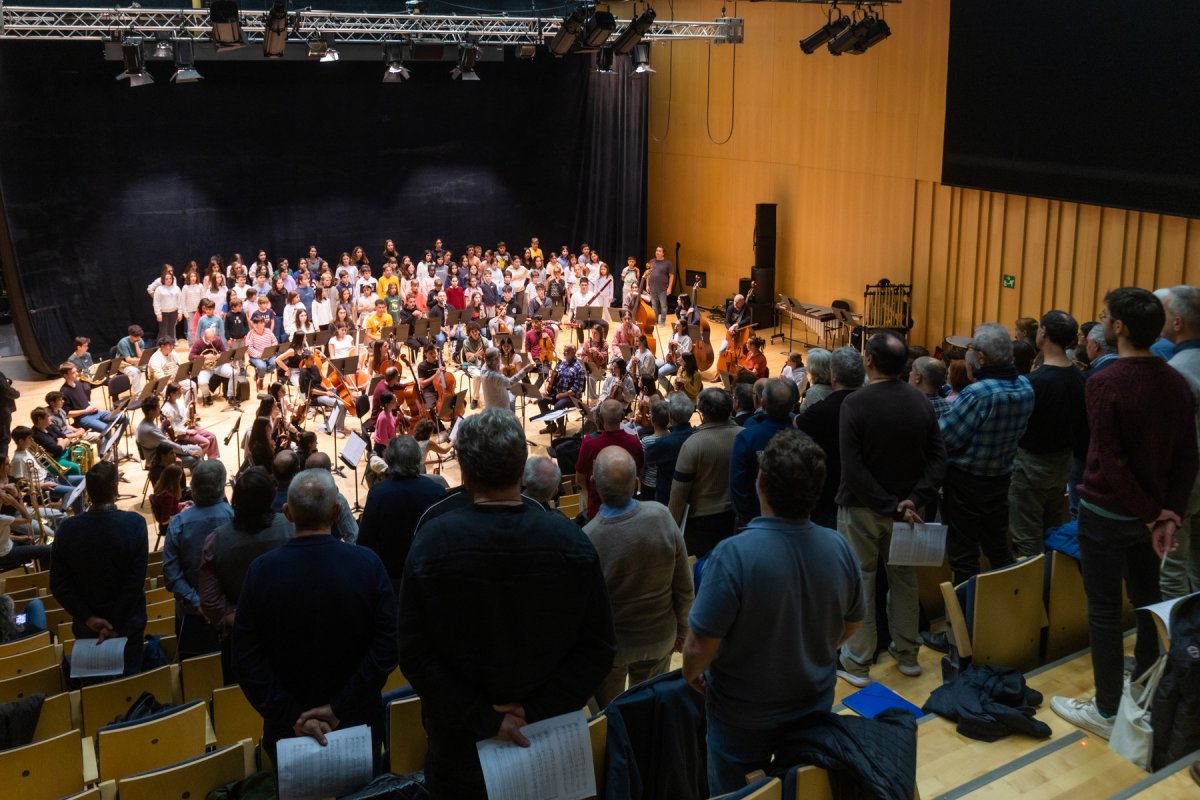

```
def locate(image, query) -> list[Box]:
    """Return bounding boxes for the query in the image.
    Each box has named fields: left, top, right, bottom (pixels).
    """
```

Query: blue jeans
left=651, top=291, right=669, bottom=325
left=248, top=356, right=277, bottom=377
left=51, top=475, right=86, bottom=515
left=706, top=704, right=820, bottom=795
left=78, top=410, right=121, bottom=433
left=24, top=598, right=46, bottom=632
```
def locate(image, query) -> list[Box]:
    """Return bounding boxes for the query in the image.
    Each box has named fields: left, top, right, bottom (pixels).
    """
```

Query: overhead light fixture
left=307, top=35, right=327, bottom=57
left=799, top=13, right=850, bottom=54
left=209, top=0, right=245, bottom=51
left=611, top=7, right=656, bottom=56
left=516, top=44, right=537, bottom=60
left=153, top=32, right=173, bottom=58
left=548, top=8, right=586, bottom=57
left=405, top=0, right=428, bottom=12
left=383, top=41, right=411, bottom=81
left=319, top=32, right=339, bottom=61
left=117, top=35, right=154, bottom=86
left=450, top=39, right=480, bottom=80
left=632, top=42, right=655, bottom=75
left=262, top=0, right=289, bottom=58
left=596, top=46, right=615, bottom=73
left=171, top=37, right=203, bottom=82
left=581, top=11, right=616, bottom=48
left=827, top=11, right=890, bottom=56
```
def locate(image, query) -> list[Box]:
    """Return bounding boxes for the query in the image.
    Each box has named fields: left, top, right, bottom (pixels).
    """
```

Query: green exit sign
left=1002, top=274, right=1016, bottom=290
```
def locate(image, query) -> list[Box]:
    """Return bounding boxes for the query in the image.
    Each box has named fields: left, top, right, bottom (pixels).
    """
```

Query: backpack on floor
left=1150, top=594, right=1200, bottom=770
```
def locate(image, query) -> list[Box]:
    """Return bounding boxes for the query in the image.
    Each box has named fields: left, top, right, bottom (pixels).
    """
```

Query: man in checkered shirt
left=938, top=323, right=1035, bottom=583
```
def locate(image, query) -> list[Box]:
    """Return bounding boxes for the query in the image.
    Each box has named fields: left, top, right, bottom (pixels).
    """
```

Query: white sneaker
left=888, top=644, right=922, bottom=677
left=1050, top=696, right=1114, bottom=740
left=836, top=658, right=871, bottom=688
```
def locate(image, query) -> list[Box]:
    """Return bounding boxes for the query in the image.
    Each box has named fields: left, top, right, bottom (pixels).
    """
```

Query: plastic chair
left=0, top=729, right=88, bottom=800
left=116, top=738, right=254, bottom=800
left=31, top=690, right=77, bottom=741
left=181, top=652, right=224, bottom=704
left=212, top=685, right=263, bottom=749
left=387, top=695, right=426, bottom=776
left=146, top=599, right=174, bottom=622
left=96, top=700, right=208, bottom=783
left=939, top=554, right=1048, bottom=673
left=0, top=663, right=65, bottom=704
left=0, top=642, right=62, bottom=680
left=0, top=569, right=50, bottom=594
left=80, top=664, right=179, bottom=737
left=1044, top=550, right=1090, bottom=662
left=0, top=629, right=51, bottom=658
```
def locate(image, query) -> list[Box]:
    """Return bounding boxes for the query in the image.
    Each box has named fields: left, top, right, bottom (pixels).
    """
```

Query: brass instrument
left=27, top=442, right=67, bottom=478
left=67, top=442, right=95, bottom=473
left=15, top=478, right=53, bottom=543
left=201, top=347, right=220, bottom=370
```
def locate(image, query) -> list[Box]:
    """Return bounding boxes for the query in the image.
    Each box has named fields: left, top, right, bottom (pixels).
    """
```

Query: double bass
left=691, top=275, right=715, bottom=372
left=635, top=294, right=658, bottom=356
left=714, top=280, right=755, bottom=376
left=432, top=349, right=465, bottom=423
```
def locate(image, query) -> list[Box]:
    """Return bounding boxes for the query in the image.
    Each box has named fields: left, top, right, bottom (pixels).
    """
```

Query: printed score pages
left=276, top=724, right=373, bottom=800
left=69, top=636, right=128, bottom=678
left=889, top=522, right=949, bottom=567
left=476, top=711, right=596, bottom=800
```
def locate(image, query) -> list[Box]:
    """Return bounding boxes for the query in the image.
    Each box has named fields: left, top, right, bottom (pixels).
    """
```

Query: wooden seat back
left=0, top=663, right=65, bottom=705
left=116, top=739, right=254, bottom=800
left=0, top=729, right=86, bottom=799
left=80, top=664, right=179, bottom=737
left=387, top=695, right=426, bottom=776
left=96, top=701, right=208, bottom=783
left=212, top=685, right=263, bottom=750
left=1045, top=550, right=1089, bottom=661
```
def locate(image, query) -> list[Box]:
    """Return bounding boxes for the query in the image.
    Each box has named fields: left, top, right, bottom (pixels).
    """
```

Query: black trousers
left=684, top=510, right=736, bottom=558
left=943, top=465, right=1014, bottom=584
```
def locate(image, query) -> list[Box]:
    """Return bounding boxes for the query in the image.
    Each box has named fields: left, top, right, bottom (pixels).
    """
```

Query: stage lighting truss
left=0, top=6, right=746, bottom=49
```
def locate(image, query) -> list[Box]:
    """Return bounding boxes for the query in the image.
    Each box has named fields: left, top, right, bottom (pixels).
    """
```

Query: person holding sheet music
left=50, top=462, right=149, bottom=676
left=833, top=331, right=946, bottom=688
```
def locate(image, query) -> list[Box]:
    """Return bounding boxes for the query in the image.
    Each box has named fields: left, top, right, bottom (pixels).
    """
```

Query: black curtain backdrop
left=0, top=41, right=646, bottom=374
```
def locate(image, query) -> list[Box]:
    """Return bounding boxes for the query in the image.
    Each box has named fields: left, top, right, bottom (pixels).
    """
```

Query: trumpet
left=28, top=442, right=67, bottom=478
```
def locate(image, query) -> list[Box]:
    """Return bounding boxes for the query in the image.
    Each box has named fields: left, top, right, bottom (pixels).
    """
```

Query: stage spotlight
left=209, top=0, right=245, bottom=51
left=548, top=8, right=586, bottom=57
left=262, top=0, right=289, bottom=58
left=153, top=32, right=173, bottom=58
left=828, top=13, right=890, bottom=56
left=581, top=11, right=616, bottom=48
left=611, top=7, right=655, bottom=56
left=799, top=14, right=849, bottom=54
left=320, top=32, right=339, bottom=61
left=117, top=35, right=154, bottom=86
left=516, top=44, right=537, bottom=60
left=171, top=37, right=203, bottom=82
left=307, top=35, right=327, bottom=57
left=450, top=40, right=480, bottom=80
left=596, top=45, right=615, bottom=73
left=383, top=42, right=411, bottom=82
left=632, top=42, right=655, bottom=75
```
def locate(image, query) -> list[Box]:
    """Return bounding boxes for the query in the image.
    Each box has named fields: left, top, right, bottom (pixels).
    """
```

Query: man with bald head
left=719, top=294, right=751, bottom=358
left=585, top=446, right=693, bottom=707
left=522, top=455, right=563, bottom=508
left=730, top=378, right=801, bottom=528
left=575, top=399, right=644, bottom=520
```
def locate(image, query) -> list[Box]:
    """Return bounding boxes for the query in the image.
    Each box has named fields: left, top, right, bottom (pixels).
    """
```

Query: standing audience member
left=908, top=357, right=951, bottom=418
left=1159, top=285, right=1200, bottom=596
left=669, top=388, right=740, bottom=556
left=198, top=467, right=292, bottom=679
left=398, top=409, right=616, bottom=799
left=834, top=332, right=945, bottom=686
left=50, top=462, right=148, bottom=676
left=301, top=453, right=358, bottom=544
left=521, top=456, right=562, bottom=509
left=358, top=437, right=445, bottom=594
left=643, top=393, right=695, bottom=505
left=1085, top=324, right=1119, bottom=376
left=683, top=431, right=864, bottom=795
left=798, top=348, right=832, bottom=411
left=234, top=469, right=397, bottom=763
left=585, top=447, right=693, bottom=708
left=163, top=461, right=232, bottom=659
left=1007, top=311, right=1088, bottom=559
left=575, top=399, right=644, bottom=520
left=796, top=348, right=865, bottom=529
left=1052, top=287, right=1198, bottom=738
left=937, top=324, right=1035, bottom=583
left=729, top=379, right=800, bottom=528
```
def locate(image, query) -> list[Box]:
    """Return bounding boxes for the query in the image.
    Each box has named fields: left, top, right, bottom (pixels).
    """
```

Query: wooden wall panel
left=647, top=0, right=1200, bottom=351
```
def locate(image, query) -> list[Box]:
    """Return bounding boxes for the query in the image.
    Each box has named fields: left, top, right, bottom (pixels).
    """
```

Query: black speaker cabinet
left=754, top=203, right=777, bottom=271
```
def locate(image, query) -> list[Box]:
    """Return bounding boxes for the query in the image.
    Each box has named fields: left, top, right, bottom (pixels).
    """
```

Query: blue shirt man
left=729, top=379, right=799, bottom=527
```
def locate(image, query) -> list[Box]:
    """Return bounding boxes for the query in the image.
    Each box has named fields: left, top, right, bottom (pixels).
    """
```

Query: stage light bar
left=581, top=10, right=616, bottom=48
left=171, top=37, right=202, bottom=82
left=611, top=8, right=656, bottom=56
left=827, top=12, right=890, bottom=55
left=262, top=0, right=288, bottom=58
left=208, top=0, right=245, bottom=51
left=547, top=8, right=586, bottom=57
left=799, top=14, right=849, bottom=54
left=117, top=34, right=154, bottom=86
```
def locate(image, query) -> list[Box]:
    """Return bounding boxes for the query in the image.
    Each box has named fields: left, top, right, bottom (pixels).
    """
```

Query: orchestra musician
left=161, top=382, right=219, bottom=459
left=536, top=344, right=586, bottom=436
left=327, top=321, right=356, bottom=359
left=630, top=335, right=656, bottom=383
left=296, top=350, right=348, bottom=436
left=148, top=337, right=197, bottom=406
left=266, top=382, right=302, bottom=446
left=459, top=323, right=488, bottom=410
left=676, top=293, right=701, bottom=327
left=718, top=294, right=751, bottom=357
left=580, top=324, right=610, bottom=398
left=610, top=310, right=640, bottom=357
left=599, top=358, right=636, bottom=408
left=568, top=276, right=597, bottom=343
left=245, top=312, right=279, bottom=390
left=523, top=316, right=555, bottom=375
left=658, top=320, right=693, bottom=380
left=415, top=344, right=447, bottom=425
left=115, top=324, right=146, bottom=394
left=364, top=298, right=393, bottom=344
left=372, top=392, right=401, bottom=456
left=189, top=327, right=237, bottom=408
left=66, top=336, right=95, bottom=383
left=527, top=282, right=554, bottom=321
left=57, top=363, right=127, bottom=435
left=481, top=347, right=533, bottom=412
left=135, top=396, right=201, bottom=469
left=740, top=335, right=769, bottom=380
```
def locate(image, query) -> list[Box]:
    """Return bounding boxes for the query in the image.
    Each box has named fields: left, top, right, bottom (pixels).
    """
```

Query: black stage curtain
left=0, top=42, right=647, bottom=375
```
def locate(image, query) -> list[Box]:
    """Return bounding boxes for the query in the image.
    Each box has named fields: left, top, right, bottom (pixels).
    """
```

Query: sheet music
left=889, top=522, right=948, bottom=567
left=339, top=431, right=368, bottom=470
left=476, top=711, right=595, bottom=800
left=275, top=724, right=374, bottom=800
left=70, top=636, right=128, bottom=678
left=1139, top=591, right=1200, bottom=640
left=64, top=480, right=87, bottom=512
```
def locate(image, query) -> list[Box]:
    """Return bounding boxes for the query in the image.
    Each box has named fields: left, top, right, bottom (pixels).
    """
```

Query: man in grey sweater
left=1160, top=284, right=1200, bottom=597
left=585, top=446, right=694, bottom=708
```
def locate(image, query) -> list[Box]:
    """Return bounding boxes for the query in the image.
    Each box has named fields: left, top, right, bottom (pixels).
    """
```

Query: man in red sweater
left=1052, top=287, right=1198, bottom=739
left=576, top=399, right=644, bottom=520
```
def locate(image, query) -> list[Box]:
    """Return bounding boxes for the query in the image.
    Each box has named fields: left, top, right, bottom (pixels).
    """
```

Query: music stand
left=444, top=309, right=464, bottom=327
left=512, top=313, right=527, bottom=329
left=577, top=307, right=605, bottom=326
left=511, top=380, right=543, bottom=428
left=180, top=358, right=206, bottom=381
left=618, top=344, right=633, bottom=362
left=338, top=431, right=369, bottom=512
left=259, top=344, right=280, bottom=361
left=223, top=414, right=243, bottom=475
left=90, top=359, right=114, bottom=383
left=548, top=304, right=567, bottom=324
left=393, top=323, right=411, bottom=343
left=311, top=329, right=333, bottom=349
left=331, top=356, right=358, bottom=377
left=214, top=347, right=237, bottom=368
left=137, top=348, right=154, bottom=369
left=685, top=270, right=707, bottom=290
left=607, top=307, right=625, bottom=322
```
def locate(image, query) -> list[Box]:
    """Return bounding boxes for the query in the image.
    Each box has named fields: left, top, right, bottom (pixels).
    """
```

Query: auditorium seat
left=0, top=729, right=88, bottom=799
left=0, top=642, right=61, bottom=680
left=0, top=629, right=50, bottom=658
left=211, top=685, right=263, bottom=750
left=0, top=569, right=50, bottom=595
left=387, top=695, right=426, bottom=776
left=30, top=690, right=77, bottom=741
left=181, top=652, right=224, bottom=705
left=116, top=738, right=254, bottom=800
left=0, top=663, right=65, bottom=705
left=80, top=664, right=180, bottom=737
left=587, top=714, right=607, bottom=800
left=939, top=555, right=1047, bottom=672
left=96, top=700, right=208, bottom=783
left=1044, top=551, right=1090, bottom=662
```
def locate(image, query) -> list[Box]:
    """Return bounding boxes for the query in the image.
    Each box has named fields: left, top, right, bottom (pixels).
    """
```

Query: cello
left=714, top=280, right=755, bottom=376
left=691, top=275, right=715, bottom=372
left=311, top=349, right=357, bottom=414
left=635, top=294, right=658, bottom=356
left=432, top=348, right=465, bottom=424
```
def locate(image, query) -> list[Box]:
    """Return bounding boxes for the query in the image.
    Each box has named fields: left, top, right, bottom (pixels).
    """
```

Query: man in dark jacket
left=399, top=408, right=616, bottom=799
left=50, top=462, right=148, bottom=676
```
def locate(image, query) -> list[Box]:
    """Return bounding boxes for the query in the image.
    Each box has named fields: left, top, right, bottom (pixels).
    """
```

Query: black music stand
left=311, top=329, right=333, bottom=349
left=223, top=414, right=243, bottom=476
left=90, top=359, right=114, bottom=383
left=137, top=348, right=155, bottom=369
left=330, top=356, right=358, bottom=377
left=511, top=379, right=542, bottom=428
left=444, top=309, right=465, bottom=327
left=772, top=296, right=803, bottom=348
left=338, top=431, right=369, bottom=513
